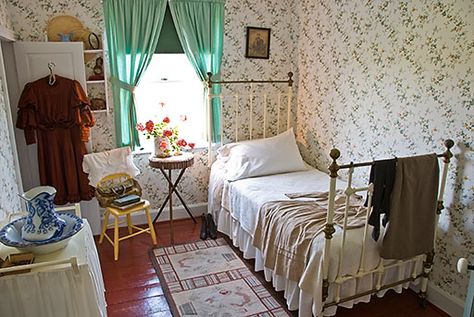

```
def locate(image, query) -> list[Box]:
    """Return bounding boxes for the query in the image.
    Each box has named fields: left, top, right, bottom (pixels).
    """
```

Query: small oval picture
left=88, top=32, right=100, bottom=50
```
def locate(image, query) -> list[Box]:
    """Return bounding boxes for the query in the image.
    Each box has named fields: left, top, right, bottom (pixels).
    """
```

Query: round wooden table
left=149, top=152, right=196, bottom=244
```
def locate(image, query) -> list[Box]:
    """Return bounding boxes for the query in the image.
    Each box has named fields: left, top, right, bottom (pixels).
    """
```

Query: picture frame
left=88, top=32, right=100, bottom=50
left=245, top=27, right=271, bottom=59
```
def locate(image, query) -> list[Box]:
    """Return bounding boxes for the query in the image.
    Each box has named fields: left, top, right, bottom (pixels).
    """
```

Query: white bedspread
left=208, top=159, right=422, bottom=316
left=209, top=160, right=338, bottom=235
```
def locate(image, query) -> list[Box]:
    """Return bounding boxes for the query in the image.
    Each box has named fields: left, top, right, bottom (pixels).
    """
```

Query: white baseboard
left=411, top=282, right=465, bottom=317
left=106, top=202, right=208, bottom=227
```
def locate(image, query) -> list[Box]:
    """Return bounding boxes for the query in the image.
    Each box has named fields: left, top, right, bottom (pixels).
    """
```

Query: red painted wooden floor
left=95, top=218, right=449, bottom=317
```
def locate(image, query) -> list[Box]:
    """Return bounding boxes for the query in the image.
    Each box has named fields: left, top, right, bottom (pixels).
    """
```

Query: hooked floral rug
left=150, top=238, right=291, bottom=317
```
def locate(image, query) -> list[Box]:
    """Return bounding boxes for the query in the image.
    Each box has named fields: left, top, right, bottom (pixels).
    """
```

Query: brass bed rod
left=332, top=139, right=454, bottom=170
left=206, top=72, right=294, bottom=88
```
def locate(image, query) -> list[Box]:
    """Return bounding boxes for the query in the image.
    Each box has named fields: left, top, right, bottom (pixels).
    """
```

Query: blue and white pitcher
left=20, top=186, right=66, bottom=242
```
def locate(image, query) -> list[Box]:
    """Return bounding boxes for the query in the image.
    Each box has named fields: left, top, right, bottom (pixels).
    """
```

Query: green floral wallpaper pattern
left=295, top=0, right=473, bottom=300
left=0, top=0, right=13, bottom=31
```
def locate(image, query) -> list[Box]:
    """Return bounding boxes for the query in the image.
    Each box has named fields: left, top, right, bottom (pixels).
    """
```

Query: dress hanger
left=48, top=61, right=56, bottom=85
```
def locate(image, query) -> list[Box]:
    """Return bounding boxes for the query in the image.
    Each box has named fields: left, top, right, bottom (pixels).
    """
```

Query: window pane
left=135, top=54, right=205, bottom=152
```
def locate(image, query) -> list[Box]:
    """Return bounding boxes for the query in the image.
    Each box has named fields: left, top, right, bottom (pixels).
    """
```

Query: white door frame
left=0, top=28, right=24, bottom=204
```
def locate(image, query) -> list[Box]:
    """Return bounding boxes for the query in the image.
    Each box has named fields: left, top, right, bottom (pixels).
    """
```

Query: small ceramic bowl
left=0, top=213, right=83, bottom=254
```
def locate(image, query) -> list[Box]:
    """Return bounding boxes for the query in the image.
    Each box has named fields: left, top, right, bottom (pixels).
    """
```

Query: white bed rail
left=206, top=72, right=294, bottom=165
left=322, top=139, right=455, bottom=308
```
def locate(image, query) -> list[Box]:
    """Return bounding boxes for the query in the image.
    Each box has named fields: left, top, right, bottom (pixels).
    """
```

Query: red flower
left=177, top=139, right=187, bottom=147
left=159, top=102, right=165, bottom=108
left=188, top=142, right=195, bottom=149
left=162, top=129, right=173, bottom=137
left=145, top=120, right=154, bottom=133
left=179, top=114, right=187, bottom=122
left=159, top=140, right=168, bottom=150
left=162, top=116, right=170, bottom=124
left=136, top=123, right=145, bottom=132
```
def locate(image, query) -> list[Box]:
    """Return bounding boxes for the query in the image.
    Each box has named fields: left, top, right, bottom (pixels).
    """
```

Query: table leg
left=157, top=168, right=196, bottom=223
left=172, top=189, right=196, bottom=223
left=170, top=169, right=196, bottom=222
left=152, top=168, right=189, bottom=223
left=169, top=169, right=174, bottom=244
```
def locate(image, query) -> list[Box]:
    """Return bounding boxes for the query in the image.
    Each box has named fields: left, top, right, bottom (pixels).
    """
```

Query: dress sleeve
left=72, top=80, right=96, bottom=142
left=72, top=80, right=90, bottom=106
left=16, top=83, right=37, bottom=145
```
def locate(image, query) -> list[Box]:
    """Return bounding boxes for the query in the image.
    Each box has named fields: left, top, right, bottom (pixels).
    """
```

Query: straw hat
left=47, top=15, right=93, bottom=48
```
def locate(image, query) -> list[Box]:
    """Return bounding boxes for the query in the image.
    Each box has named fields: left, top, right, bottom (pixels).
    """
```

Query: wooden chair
left=97, top=174, right=157, bottom=261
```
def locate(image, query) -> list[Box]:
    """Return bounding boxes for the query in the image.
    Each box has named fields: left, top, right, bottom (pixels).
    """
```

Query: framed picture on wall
left=245, top=27, right=271, bottom=59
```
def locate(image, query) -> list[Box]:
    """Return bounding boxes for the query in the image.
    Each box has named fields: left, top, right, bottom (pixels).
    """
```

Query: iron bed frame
left=205, top=71, right=454, bottom=314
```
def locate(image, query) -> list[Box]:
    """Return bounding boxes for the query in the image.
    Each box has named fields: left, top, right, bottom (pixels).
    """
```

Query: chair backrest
left=82, top=147, right=140, bottom=187
left=97, top=173, right=133, bottom=188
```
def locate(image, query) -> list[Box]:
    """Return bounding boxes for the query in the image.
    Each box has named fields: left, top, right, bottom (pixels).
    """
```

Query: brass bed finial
left=287, top=72, right=293, bottom=87
left=329, top=148, right=341, bottom=178
left=443, top=139, right=454, bottom=163
left=436, top=139, right=454, bottom=215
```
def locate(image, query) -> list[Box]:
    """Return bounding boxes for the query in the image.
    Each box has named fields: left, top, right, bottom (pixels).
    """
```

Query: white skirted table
left=0, top=219, right=106, bottom=317
left=149, top=152, right=197, bottom=243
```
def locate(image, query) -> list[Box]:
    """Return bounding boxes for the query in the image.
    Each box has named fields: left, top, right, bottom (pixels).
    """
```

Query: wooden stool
left=99, top=200, right=157, bottom=260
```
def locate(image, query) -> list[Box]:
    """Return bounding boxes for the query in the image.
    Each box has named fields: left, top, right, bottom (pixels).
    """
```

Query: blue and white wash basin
left=0, top=213, right=84, bottom=254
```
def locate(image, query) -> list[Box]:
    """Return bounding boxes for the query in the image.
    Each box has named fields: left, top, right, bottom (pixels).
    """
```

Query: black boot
left=206, top=214, right=217, bottom=240
left=200, top=214, right=208, bottom=240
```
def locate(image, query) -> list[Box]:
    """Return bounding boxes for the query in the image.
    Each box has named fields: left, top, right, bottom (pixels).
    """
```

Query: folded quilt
left=253, top=190, right=367, bottom=283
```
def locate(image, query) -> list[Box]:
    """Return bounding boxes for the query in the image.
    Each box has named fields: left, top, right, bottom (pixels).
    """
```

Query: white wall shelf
left=83, top=45, right=109, bottom=114
left=86, top=80, right=105, bottom=84
left=84, top=49, right=103, bottom=54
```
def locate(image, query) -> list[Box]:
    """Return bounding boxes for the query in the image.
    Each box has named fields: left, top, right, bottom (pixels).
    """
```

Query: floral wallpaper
left=294, top=0, right=473, bottom=301
left=0, top=0, right=13, bottom=31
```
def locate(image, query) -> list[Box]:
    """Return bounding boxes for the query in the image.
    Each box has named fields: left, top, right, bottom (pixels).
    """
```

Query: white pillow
left=219, top=129, right=307, bottom=181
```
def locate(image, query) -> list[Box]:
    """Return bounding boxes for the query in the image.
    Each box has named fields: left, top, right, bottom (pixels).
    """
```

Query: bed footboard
left=322, top=139, right=454, bottom=309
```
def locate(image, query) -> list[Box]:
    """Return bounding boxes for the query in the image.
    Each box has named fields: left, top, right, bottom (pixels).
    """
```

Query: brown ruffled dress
left=16, top=75, right=95, bottom=205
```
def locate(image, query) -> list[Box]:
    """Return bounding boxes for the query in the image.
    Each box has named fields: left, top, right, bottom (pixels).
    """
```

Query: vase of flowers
left=137, top=116, right=195, bottom=158
left=154, top=136, right=171, bottom=158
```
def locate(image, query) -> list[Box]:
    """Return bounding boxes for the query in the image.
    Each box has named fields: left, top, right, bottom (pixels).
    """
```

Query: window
left=134, top=54, right=206, bottom=152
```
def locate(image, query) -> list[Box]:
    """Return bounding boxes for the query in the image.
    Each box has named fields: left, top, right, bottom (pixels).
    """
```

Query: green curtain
left=168, top=0, right=225, bottom=143
left=103, top=0, right=167, bottom=148
left=156, top=4, right=184, bottom=54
